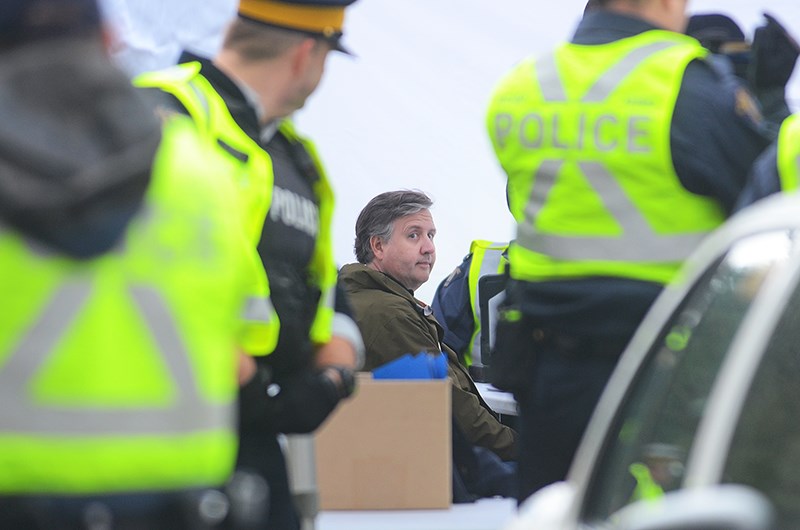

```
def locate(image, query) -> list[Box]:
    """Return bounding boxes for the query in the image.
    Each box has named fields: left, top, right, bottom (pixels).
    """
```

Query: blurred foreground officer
left=486, top=0, right=774, bottom=504
left=135, top=2, right=364, bottom=528
left=0, top=0, right=274, bottom=528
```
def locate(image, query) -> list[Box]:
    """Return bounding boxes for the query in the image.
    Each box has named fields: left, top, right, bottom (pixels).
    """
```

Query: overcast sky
left=103, top=0, right=800, bottom=301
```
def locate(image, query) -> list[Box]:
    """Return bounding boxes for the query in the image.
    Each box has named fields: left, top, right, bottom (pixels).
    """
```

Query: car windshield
left=723, top=258, right=800, bottom=528
left=580, top=230, right=793, bottom=523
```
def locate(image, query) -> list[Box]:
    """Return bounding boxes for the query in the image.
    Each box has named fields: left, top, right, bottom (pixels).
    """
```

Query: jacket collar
left=178, top=51, right=262, bottom=144
left=573, top=10, right=663, bottom=45
left=339, top=262, right=434, bottom=312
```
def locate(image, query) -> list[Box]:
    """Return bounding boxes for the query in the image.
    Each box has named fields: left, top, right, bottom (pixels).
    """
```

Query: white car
left=505, top=194, right=800, bottom=530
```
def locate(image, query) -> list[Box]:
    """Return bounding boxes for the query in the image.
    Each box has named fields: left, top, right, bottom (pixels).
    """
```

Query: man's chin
left=416, top=271, right=432, bottom=286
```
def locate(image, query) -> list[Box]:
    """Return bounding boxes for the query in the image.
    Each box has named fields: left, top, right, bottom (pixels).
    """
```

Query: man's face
left=370, top=210, right=436, bottom=292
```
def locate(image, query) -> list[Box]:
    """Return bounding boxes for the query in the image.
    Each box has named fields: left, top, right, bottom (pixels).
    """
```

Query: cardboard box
left=314, top=374, right=452, bottom=510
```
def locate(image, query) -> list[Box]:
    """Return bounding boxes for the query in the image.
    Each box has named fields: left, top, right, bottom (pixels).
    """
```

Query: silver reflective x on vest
left=0, top=281, right=229, bottom=435
left=515, top=42, right=709, bottom=263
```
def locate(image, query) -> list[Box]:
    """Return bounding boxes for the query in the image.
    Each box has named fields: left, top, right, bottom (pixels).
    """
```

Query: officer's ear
left=289, top=37, right=318, bottom=77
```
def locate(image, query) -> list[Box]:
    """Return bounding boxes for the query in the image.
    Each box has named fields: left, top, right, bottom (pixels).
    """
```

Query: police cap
left=0, top=0, right=101, bottom=48
left=686, top=13, right=747, bottom=54
left=238, top=0, right=359, bottom=55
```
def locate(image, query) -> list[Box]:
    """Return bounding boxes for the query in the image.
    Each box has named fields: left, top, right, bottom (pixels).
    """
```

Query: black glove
left=239, top=366, right=354, bottom=435
left=749, top=12, right=800, bottom=90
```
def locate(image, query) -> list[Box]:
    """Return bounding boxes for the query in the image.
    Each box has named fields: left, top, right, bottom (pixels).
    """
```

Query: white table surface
left=317, top=497, right=517, bottom=530
left=475, top=382, right=518, bottom=416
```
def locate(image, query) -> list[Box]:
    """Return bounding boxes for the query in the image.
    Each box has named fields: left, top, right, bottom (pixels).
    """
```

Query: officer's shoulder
left=134, top=62, right=201, bottom=87
left=439, top=253, right=473, bottom=289
left=683, top=55, right=764, bottom=129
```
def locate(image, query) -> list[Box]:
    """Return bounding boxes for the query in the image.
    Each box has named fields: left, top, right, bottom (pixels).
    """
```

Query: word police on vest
left=493, top=112, right=655, bottom=153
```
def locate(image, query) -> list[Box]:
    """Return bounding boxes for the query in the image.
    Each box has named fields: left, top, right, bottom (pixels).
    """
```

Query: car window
left=723, top=263, right=800, bottom=528
left=580, top=231, right=793, bottom=524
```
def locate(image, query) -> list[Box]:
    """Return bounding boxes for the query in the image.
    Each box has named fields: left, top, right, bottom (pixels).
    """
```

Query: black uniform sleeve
left=671, top=57, right=774, bottom=215
left=734, top=142, right=781, bottom=212
left=238, top=367, right=344, bottom=435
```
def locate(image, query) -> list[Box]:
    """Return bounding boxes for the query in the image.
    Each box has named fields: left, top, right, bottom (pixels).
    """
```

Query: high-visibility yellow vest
left=776, top=113, right=800, bottom=192
left=629, top=462, right=665, bottom=501
left=487, top=31, right=726, bottom=285
left=134, top=62, right=279, bottom=354
left=465, top=240, right=508, bottom=367
left=0, top=118, right=253, bottom=494
left=277, top=120, right=337, bottom=345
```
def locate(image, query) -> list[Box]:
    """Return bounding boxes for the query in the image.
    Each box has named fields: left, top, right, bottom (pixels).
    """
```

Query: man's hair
left=354, top=190, right=433, bottom=264
left=223, top=17, right=318, bottom=61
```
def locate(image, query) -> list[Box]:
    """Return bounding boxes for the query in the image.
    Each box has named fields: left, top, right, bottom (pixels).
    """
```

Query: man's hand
left=749, top=12, right=800, bottom=90
left=314, top=336, right=358, bottom=370
left=237, top=350, right=257, bottom=386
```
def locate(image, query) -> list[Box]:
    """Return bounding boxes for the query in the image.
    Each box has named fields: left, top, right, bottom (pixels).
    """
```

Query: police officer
left=431, top=240, right=509, bottom=381
left=135, top=2, right=364, bottom=528
left=0, top=0, right=273, bottom=527
left=686, top=12, right=799, bottom=130
left=485, top=0, right=777, bottom=504
left=738, top=113, right=800, bottom=209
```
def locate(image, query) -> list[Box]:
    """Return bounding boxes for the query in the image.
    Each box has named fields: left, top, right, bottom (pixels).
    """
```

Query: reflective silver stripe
left=0, top=282, right=230, bottom=435
left=0, top=282, right=90, bottom=399
left=795, top=154, right=800, bottom=182
left=243, top=295, right=275, bottom=324
left=319, top=284, right=335, bottom=311
left=132, top=286, right=202, bottom=402
left=535, top=54, right=568, bottom=102
left=521, top=216, right=708, bottom=262
left=518, top=161, right=709, bottom=262
left=476, top=245, right=507, bottom=276
left=518, top=40, right=705, bottom=263
left=537, top=41, right=682, bottom=104
left=582, top=41, right=679, bottom=102
left=187, top=79, right=212, bottom=131
left=520, top=159, right=564, bottom=229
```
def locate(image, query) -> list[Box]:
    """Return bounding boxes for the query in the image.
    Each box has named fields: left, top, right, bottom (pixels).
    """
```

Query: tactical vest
left=487, top=31, right=726, bottom=285
left=0, top=119, right=252, bottom=494
left=465, top=240, right=508, bottom=368
left=277, top=120, right=337, bottom=345
left=777, top=113, right=800, bottom=192
left=134, top=62, right=279, bottom=354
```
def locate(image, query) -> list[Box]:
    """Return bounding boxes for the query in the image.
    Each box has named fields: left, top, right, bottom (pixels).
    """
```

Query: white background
left=101, top=0, right=800, bottom=302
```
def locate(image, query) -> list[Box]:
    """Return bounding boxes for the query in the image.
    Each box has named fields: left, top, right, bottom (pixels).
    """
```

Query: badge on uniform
left=734, top=87, right=764, bottom=127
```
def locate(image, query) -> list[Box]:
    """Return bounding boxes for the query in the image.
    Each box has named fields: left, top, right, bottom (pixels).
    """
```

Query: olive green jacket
left=339, top=263, right=517, bottom=461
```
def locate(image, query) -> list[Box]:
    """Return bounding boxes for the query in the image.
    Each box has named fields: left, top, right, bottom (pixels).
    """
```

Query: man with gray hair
left=340, top=190, right=517, bottom=499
